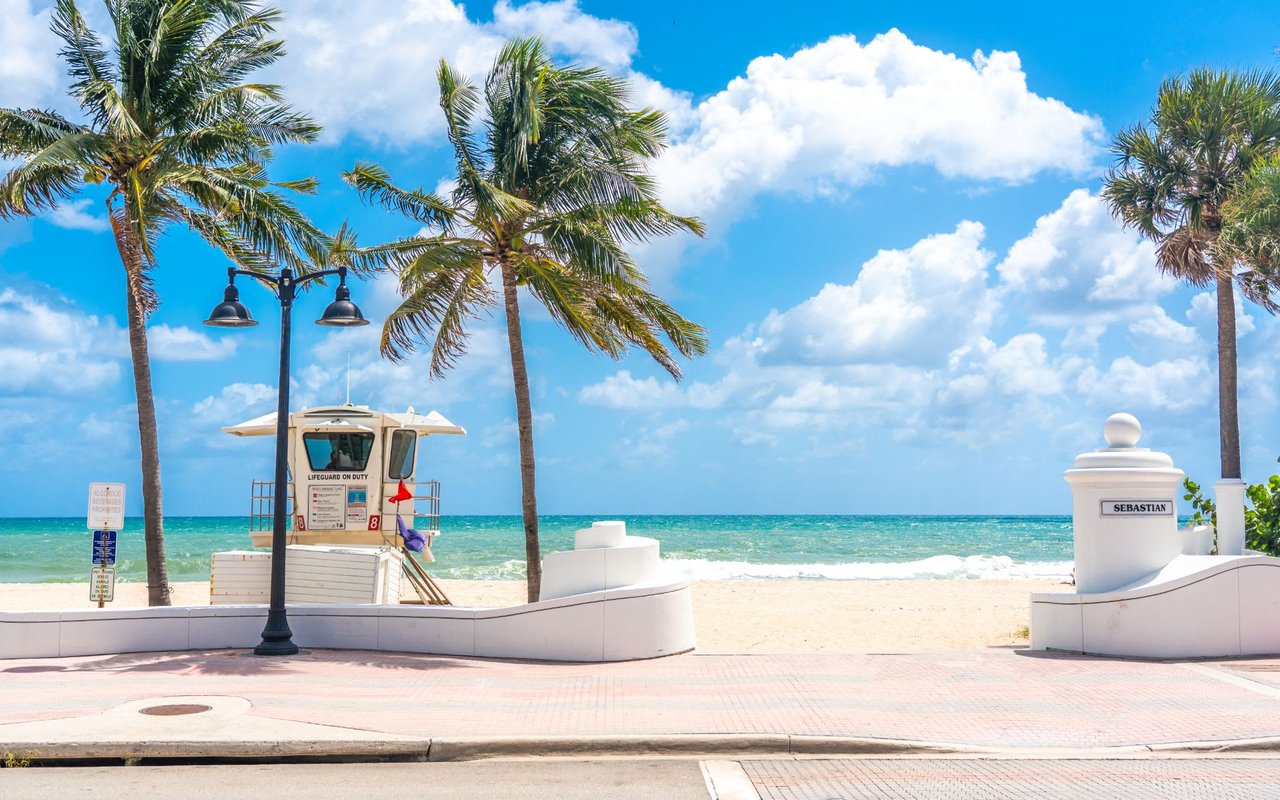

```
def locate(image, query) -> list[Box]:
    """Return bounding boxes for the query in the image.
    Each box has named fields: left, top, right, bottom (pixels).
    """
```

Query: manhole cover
left=139, top=704, right=212, bottom=716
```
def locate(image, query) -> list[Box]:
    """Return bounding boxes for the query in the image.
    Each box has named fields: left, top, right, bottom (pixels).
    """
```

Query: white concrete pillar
left=1065, top=413, right=1184, bottom=594
left=1214, top=479, right=1247, bottom=556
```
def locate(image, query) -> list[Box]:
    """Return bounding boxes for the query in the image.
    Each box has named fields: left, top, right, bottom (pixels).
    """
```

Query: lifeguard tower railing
left=248, top=480, right=441, bottom=534
left=249, top=480, right=293, bottom=533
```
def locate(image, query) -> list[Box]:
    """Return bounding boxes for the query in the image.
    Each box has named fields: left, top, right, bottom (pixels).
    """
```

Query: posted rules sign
left=87, top=483, right=125, bottom=530
left=90, top=566, right=115, bottom=603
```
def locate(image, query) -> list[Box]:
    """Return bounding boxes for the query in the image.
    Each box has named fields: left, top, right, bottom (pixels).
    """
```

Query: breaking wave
left=662, top=555, right=1073, bottom=581
left=432, top=555, right=1073, bottom=582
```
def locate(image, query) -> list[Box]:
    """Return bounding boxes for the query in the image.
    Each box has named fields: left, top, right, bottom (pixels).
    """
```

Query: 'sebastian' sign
left=1100, top=499, right=1174, bottom=517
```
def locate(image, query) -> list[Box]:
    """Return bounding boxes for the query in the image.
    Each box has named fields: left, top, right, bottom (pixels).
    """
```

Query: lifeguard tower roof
left=223, top=405, right=467, bottom=437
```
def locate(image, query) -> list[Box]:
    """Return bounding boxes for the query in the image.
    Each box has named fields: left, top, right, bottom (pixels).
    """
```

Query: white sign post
left=87, top=483, right=125, bottom=531
left=87, top=483, right=124, bottom=608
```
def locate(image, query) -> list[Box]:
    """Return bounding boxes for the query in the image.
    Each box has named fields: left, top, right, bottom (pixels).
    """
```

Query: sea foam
left=661, top=555, right=1073, bottom=581
left=433, top=555, right=1074, bottom=582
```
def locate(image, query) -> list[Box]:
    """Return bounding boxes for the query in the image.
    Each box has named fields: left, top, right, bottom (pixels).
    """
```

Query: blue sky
left=2, top=0, right=1280, bottom=517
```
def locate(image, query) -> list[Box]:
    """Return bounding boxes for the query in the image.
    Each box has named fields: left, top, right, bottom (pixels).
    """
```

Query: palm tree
left=1224, top=156, right=1280, bottom=273
left=0, top=0, right=323, bottom=605
left=344, top=38, right=707, bottom=602
left=1102, top=68, right=1280, bottom=481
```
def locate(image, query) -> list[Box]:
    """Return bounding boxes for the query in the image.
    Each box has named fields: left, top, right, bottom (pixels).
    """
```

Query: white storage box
left=210, top=550, right=273, bottom=605
left=210, top=545, right=403, bottom=606
left=285, top=544, right=403, bottom=605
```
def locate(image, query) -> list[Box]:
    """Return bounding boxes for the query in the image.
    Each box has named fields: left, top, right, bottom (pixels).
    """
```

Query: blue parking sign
left=92, top=530, right=117, bottom=566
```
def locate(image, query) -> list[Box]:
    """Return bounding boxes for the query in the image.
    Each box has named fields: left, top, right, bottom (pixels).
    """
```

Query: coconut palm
left=344, top=38, right=707, bottom=602
left=0, top=0, right=324, bottom=605
left=1102, top=68, right=1280, bottom=481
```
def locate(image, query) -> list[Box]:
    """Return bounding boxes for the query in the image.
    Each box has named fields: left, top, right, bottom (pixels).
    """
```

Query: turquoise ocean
left=0, top=515, right=1077, bottom=584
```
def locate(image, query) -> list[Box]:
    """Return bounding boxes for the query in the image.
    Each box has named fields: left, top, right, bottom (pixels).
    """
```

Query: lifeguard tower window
left=388, top=430, right=416, bottom=480
left=303, top=432, right=375, bottom=471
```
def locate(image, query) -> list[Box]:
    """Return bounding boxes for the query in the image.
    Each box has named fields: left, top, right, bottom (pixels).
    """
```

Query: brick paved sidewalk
left=3, top=649, right=1280, bottom=751
left=743, top=758, right=1280, bottom=800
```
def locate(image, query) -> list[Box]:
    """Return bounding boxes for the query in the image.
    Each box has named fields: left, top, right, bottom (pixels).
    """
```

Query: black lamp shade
left=316, top=283, right=369, bottom=327
left=204, top=284, right=258, bottom=328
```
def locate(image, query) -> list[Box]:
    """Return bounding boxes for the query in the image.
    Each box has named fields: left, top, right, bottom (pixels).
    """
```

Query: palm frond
left=382, top=244, right=492, bottom=371
left=0, top=108, right=86, bottom=157
left=342, top=161, right=456, bottom=229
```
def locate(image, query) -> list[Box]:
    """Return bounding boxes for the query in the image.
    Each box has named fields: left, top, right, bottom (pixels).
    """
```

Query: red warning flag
left=388, top=480, right=413, bottom=504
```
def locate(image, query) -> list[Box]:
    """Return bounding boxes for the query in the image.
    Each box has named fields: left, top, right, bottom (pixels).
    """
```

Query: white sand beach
left=0, top=578, right=1063, bottom=652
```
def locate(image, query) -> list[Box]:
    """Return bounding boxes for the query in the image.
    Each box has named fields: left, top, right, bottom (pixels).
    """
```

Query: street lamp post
left=205, top=265, right=368, bottom=656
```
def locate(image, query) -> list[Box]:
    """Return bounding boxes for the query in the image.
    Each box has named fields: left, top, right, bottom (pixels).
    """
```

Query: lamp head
left=316, top=269, right=369, bottom=327
left=204, top=282, right=257, bottom=328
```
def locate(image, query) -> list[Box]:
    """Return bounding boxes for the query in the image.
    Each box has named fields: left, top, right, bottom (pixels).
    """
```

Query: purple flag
left=396, top=514, right=426, bottom=552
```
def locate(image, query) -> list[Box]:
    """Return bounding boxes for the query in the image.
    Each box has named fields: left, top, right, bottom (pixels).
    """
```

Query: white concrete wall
left=1031, top=555, right=1280, bottom=658
left=0, top=578, right=695, bottom=662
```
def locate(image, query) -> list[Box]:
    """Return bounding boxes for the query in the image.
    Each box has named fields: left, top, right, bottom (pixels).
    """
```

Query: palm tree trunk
left=108, top=200, right=171, bottom=606
left=499, top=262, right=542, bottom=602
left=1217, top=272, right=1242, bottom=480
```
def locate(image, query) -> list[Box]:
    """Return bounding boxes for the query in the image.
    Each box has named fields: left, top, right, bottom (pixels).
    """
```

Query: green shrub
left=1183, top=459, right=1280, bottom=557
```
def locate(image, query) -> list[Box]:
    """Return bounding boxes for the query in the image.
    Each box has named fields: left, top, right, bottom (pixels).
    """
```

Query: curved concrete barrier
left=1032, top=555, right=1280, bottom=658
left=0, top=576, right=695, bottom=662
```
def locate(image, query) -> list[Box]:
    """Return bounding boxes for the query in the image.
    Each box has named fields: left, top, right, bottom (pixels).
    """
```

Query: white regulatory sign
left=90, top=566, right=115, bottom=603
left=1100, top=499, right=1174, bottom=517
left=87, top=483, right=125, bottom=530
left=307, top=484, right=347, bottom=530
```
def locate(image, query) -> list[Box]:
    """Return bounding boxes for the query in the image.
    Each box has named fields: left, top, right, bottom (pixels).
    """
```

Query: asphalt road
left=0, top=760, right=714, bottom=800
left=6, top=757, right=1280, bottom=799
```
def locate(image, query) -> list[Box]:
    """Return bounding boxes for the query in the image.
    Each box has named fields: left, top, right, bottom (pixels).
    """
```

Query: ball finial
left=1103, top=413, right=1141, bottom=448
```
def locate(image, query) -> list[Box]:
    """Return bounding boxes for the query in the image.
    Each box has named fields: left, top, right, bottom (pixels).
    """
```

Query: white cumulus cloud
left=0, top=288, right=123, bottom=394
left=272, top=0, right=639, bottom=144
left=148, top=324, right=238, bottom=361
left=44, top=199, right=111, bottom=233
left=653, top=30, right=1104, bottom=222
left=1077, top=356, right=1214, bottom=414
left=997, top=189, right=1172, bottom=327
left=753, top=221, right=994, bottom=367
left=0, top=0, right=61, bottom=108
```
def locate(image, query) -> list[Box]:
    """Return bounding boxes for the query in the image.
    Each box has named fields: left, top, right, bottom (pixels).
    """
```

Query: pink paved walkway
left=3, top=649, right=1280, bottom=749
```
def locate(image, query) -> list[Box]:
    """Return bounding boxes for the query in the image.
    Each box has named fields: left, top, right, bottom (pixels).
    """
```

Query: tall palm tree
left=1103, top=68, right=1280, bottom=481
left=344, top=38, right=707, bottom=602
left=1225, top=156, right=1280, bottom=273
left=0, top=0, right=323, bottom=605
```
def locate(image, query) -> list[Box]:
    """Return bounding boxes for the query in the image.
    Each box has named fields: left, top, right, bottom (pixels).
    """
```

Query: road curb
left=0, top=739, right=433, bottom=761
left=8, top=733, right=1280, bottom=763
left=427, top=735, right=792, bottom=761
left=1148, top=736, right=1280, bottom=754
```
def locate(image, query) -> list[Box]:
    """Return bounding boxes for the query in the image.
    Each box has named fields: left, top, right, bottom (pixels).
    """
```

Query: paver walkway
left=743, top=758, right=1280, bottom=800
left=4, top=648, right=1280, bottom=753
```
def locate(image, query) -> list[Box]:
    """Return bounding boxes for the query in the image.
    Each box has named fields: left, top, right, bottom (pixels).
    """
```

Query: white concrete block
left=604, top=537, right=660, bottom=588
left=288, top=605, right=381, bottom=650
left=475, top=597, right=605, bottom=661
left=1029, top=595, right=1083, bottom=652
left=602, top=585, right=695, bottom=661
left=575, top=520, right=627, bottom=549
left=0, top=612, right=61, bottom=659
left=58, top=608, right=192, bottom=657
left=1239, top=563, right=1280, bottom=655
left=188, top=606, right=264, bottom=650
left=540, top=546, right=608, bottom=600
left=1081, top=569, right=1241, bottom=658
left=377, top=608, right=476, bottom=656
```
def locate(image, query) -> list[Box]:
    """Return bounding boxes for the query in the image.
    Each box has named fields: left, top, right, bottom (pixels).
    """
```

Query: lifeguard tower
left=216, top=403, right=465, bottom=605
